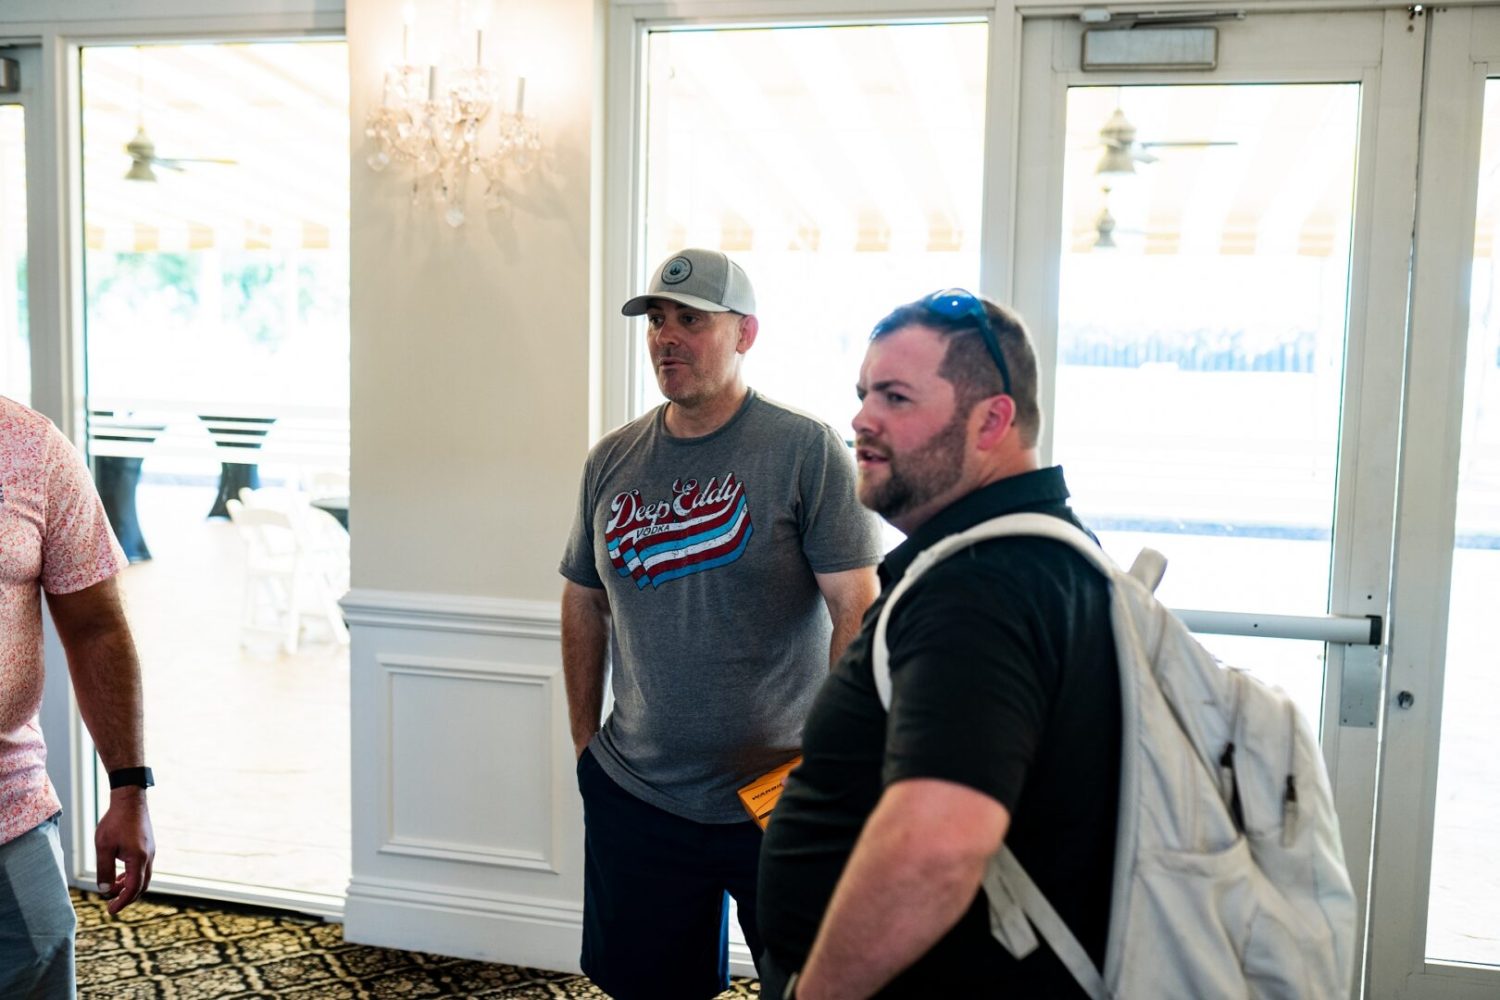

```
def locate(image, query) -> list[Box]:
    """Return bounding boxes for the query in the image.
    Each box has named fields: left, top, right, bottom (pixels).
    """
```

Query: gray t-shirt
left=560, top=390, right=882, bottom=823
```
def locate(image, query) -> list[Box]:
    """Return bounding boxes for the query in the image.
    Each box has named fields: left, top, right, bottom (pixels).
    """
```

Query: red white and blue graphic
left=604, top=473, right=753, bottom=589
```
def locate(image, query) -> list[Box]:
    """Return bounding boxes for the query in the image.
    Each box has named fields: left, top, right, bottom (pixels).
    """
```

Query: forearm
left=48, top=585, right=146, bottom=771
left=796, top=786, right=999, bottom=1000
left=828, top=612, right=863, bottom=667
left=818, top=568, right=879, bottom=667
left=69, top=627, right=146, bottom=769
left=560, top=585, right=611, bottom=754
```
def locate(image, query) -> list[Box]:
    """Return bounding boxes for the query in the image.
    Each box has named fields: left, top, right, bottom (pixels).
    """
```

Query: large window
left=637, top=21, right=989, bottom=432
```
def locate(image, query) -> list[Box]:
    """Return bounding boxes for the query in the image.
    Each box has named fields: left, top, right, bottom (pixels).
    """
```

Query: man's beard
left=857, top=408, right=967, bottom=522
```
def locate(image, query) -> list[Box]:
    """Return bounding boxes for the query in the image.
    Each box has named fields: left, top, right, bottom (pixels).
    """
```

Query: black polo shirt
left=757, top=467, right=1121, bottom=997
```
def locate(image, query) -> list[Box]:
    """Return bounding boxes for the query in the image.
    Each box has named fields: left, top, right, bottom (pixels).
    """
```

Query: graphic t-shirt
left=0, top=397, right=126, bottom=844
left=560, top=391, right=882, bottom=823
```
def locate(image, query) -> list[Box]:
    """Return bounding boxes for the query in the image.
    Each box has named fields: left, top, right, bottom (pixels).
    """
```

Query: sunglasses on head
left=873, top=288, right=1013, bottom=396
left=921, top=289, right=1013, bottom=396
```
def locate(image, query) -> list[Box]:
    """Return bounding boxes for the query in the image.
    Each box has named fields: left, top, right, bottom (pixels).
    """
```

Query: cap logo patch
left=661, top=257, right=693, bottom=284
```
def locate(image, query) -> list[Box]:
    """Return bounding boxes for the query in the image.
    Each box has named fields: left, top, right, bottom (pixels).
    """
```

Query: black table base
left=209, top=462, right=262, bottom=519
left=199, top=415, right=276, bottom=519
left=94, top=455, right=152, bottom=562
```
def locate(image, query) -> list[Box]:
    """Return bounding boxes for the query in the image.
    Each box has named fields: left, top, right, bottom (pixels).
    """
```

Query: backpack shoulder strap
left=987, top=848, right=1109, bottom=1000
left=871, top=512, right=1116, bottom=708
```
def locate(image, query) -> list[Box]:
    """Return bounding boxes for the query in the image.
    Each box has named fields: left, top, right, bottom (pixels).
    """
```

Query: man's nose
left=652, top=322, right=681, bottom=348
left=852, top=398, right=876, bottom=437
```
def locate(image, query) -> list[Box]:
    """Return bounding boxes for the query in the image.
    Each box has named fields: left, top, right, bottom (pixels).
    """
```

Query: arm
left=561, top=580, right=612, bottom=759
left=794, top=778, right=1009, bottom=1000
left=815, top=567, right=879, bottom=666
left=45, top=576, right=155, bottom=915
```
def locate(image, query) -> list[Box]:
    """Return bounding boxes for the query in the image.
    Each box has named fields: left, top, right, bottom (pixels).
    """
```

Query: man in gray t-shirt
left=560, top=249, right=880, bottom=1000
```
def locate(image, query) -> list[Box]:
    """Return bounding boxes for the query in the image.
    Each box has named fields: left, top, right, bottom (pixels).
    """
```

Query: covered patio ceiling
left=80, top=41, right=348, bottom=253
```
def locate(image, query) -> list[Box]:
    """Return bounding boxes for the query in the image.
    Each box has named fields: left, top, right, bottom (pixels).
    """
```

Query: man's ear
left=973, top=394, right=1016, bottom=450
left=736, top=314, right=759, bottom=354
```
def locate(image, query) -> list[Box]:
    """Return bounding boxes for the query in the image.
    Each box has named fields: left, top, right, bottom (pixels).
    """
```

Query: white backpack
left=872, top=513, right=1356, bottom=999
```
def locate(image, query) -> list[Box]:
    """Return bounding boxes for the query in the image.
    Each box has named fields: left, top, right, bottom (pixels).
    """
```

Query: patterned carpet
left=73, top=890, right=761, bottom=998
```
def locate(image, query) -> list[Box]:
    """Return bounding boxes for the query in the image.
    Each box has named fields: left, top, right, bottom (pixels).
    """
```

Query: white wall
left=349, top=0, right=602, bottom=602
left=341, top=0, right=602, bottom=968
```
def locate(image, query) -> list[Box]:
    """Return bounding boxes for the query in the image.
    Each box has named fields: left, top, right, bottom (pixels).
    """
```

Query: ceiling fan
left=123, top=47, right=237, bottom=182
left=1087, top=105, right=1237, bottom=248
left=124, top=125, right=238, bottom=182
left=1094, top=107, right=1235, bottom=177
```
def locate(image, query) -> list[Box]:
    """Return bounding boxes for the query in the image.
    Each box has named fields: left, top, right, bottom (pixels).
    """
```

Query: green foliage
left=222, top=255, right=285, bottom=346
left=86, top=252, right=201, bottom=319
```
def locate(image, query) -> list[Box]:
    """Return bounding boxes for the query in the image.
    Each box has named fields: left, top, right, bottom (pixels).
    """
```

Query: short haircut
left=870, top=294, right=1042, bottom=447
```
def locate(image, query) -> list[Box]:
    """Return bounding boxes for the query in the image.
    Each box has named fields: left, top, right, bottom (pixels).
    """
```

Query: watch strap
left=108, top=766, right=154, bottom=789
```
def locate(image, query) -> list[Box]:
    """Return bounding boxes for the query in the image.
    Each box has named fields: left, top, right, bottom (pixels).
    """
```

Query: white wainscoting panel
left=342, top=589, right=585, bottom=973
left=341, top=588, right=757, bottom=979
left=382, top=655, right=556, bottom=871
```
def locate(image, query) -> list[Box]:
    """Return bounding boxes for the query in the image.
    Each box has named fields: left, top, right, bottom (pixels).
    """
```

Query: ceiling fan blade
left=152, top=156, right=238, bottom=168
left=1139, top=140, right=1238, bottom=149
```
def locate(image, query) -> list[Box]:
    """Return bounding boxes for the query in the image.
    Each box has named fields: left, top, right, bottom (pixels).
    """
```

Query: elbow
left=882, top=818, right=1001, bottom=895
left=873, top=781, right=1009, bottom=890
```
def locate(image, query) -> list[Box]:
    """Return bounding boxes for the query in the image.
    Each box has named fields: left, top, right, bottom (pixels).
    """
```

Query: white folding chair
left=226, top=497, right=348, bottom=654
left=226, top=498, right=303, bottom=654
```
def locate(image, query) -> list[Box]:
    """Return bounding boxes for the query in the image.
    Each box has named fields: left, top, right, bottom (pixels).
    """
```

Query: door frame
left=1366, top=5, right=1500, bottom=997
left=1, top=37, right=98, bottom=907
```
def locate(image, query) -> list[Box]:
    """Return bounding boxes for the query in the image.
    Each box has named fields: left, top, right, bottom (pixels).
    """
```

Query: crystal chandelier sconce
left=364, top=3, right=542, bottom=227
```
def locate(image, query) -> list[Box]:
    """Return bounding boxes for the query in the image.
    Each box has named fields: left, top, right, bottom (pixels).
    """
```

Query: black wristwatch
left=782, top=970, right=799, bottom=1000
left=108, top=767, right=154, bottom=790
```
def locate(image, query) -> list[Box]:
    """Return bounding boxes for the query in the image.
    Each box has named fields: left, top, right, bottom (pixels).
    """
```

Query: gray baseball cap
left=620, top=248, right=757, bottom=316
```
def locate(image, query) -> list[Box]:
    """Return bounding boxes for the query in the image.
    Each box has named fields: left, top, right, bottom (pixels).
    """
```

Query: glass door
left=1369, top=6, right=1500, bottom=997
left=77, top=39, right=352, bottom=911
left=1013, top=9, right=1426, bottom=985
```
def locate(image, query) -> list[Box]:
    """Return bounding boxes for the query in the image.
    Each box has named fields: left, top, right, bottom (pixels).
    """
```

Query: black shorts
left=577, top=748, right=764, bottom=1000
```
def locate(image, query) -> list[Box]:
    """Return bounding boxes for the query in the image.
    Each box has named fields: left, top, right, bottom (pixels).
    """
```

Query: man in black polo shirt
left=757, top=291, right=1121, bottom=999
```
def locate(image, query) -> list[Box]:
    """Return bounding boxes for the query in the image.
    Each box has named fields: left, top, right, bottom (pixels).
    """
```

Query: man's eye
left=885, top=392, right=908, bottom=404
left=647, top=316, right=664, bottom=328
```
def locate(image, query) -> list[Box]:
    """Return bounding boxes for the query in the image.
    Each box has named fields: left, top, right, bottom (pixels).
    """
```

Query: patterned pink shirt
left=0, top=396, right=126, bottom=844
